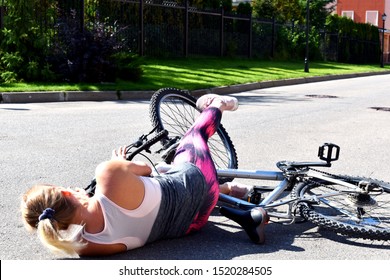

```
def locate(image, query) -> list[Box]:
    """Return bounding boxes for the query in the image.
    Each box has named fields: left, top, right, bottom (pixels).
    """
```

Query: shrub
left=111, top=52, right=143, bottom=82
left=0, top=51, right=23, bottom=83
left=47, top=12, right=143, bottom=83
left=1, top=1, right=144, bottom=83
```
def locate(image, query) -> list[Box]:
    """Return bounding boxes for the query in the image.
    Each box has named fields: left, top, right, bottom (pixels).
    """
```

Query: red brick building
left=336, top=0, right=389, bottom=64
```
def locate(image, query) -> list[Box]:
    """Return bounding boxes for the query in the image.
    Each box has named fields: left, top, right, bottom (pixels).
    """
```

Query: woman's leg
left=172, top=95, right=238, bottom=233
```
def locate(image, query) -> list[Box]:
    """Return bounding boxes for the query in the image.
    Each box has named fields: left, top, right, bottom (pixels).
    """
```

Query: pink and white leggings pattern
left=172, top=107, right=222, bottom=233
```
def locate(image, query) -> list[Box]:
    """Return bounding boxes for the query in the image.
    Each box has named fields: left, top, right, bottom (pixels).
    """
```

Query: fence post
left=220, top=7, right=224, bottom=57
left=80, top=0, right=85, bottom=32
left=271, top=16, right=275, bottom=58
left=139, top=0, right=144, bottom=56
left=336, top=31, right=339, bottom=62
left=0, top=8, right=3, bottom=30
left=0, top=0, right=5, bottom=30
left=248, top=13, right=252, bottom=58
left=184, top=0, right=189, bottom=57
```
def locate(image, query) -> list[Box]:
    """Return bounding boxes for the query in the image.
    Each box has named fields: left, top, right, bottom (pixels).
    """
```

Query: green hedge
left=324, top=15, right=380, bottom=64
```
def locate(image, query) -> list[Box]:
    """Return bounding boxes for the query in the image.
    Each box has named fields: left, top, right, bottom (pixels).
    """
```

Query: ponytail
left=21, top=184, right=86, bottom=256
left=36, top=218, right=85, bottom=256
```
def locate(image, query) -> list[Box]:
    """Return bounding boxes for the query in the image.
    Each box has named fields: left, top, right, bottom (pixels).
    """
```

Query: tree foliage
left=252, top=0, right=335, bottom=25
left=0, top=0, right=56, bottom=82
left=325, top=14, right=380, bottom=63
left=0, top=0, right=143, bottom=83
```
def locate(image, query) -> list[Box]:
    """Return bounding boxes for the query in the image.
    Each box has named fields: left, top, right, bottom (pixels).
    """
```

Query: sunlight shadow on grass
left=1, top=57, right=387, bottom=92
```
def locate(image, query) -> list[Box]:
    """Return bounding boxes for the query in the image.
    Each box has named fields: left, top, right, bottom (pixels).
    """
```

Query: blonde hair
left=21, top=184, right=86, bottom=256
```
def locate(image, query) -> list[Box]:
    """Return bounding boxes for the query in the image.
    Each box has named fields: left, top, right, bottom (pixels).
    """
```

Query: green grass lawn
left=1, top=57, right=388, bottom=92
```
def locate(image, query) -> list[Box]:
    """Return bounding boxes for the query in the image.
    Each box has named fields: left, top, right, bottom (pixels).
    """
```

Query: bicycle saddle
left=219, top=206, right=269, bottom=244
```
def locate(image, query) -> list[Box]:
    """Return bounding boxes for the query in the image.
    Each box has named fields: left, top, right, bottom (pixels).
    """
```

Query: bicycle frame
left=215, top=143, right=344, bottom=222
left=217, top=168, right=285, bottom=204
left=216, top=164, right=362, bottom=223
left=217, top=168, right=297, bottom=221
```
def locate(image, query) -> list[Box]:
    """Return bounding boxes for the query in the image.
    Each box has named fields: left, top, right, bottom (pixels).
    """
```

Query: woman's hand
left=109, top=146, right=152, bottom=176
left=112, top=146, right=128, bottom=160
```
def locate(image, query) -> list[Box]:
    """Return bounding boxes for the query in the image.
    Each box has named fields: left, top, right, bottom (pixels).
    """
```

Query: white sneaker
left=196, top=94, right=239, bottom=111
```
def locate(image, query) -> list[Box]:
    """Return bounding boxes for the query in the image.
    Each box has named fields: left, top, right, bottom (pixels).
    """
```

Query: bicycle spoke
left=305, top=183, right=390, bottom=230
left=150, top=88, right=238, bottom=184
left=158, top=96, right=232, bottom=169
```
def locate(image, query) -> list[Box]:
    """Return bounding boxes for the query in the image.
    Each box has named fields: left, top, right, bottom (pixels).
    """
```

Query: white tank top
left=82, top=176, right=162, bottom=250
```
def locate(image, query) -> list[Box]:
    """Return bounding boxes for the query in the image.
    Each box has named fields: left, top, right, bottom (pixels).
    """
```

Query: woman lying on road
left=21, top=94, right=269, bottom=256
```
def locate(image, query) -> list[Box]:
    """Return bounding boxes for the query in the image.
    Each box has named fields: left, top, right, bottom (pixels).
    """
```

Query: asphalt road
left=1, top=74, right=390, bottom=260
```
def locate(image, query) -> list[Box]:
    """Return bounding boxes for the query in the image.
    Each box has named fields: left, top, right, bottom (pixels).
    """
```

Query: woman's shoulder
left=95, top=160, right=138, bottom=186
left=95, top=160, right=146, bottom=210
left=95, top=159, right=126, bottom=175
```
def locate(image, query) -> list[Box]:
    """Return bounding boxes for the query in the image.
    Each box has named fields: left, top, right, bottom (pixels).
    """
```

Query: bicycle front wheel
left=149, top=88, right=238, bottom=183
left=293, top=175, right=390, bottom=241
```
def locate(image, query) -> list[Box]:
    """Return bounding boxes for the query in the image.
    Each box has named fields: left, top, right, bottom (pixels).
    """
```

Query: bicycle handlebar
left=126, top=129, right=169, bottom=161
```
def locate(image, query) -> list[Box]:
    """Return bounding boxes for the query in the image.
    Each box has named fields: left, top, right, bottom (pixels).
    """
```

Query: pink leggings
left=172, top=107, right=222, bottom=233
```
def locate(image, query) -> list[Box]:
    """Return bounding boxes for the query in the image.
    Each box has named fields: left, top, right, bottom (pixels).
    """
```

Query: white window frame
left=341, top=10, right=354, bottom=20
left=366, top=10, right=379, bottom=26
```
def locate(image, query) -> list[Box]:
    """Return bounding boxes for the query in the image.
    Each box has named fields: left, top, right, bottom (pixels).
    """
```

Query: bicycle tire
left=292, top=175, right=390, bottom=241
left=149, top=88, right=238, bottom=183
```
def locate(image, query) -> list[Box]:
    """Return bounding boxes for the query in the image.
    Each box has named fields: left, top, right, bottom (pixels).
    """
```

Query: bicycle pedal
left=247, top=188, right=263, bottom=204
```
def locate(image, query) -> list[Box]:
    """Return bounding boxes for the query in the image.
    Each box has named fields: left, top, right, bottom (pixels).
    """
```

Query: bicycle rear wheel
left=149, top=88, right=238, bottom=183
left=293, top=175, right=390, bottom=241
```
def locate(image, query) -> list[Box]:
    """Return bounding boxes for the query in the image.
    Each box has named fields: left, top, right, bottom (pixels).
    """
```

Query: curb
left=1, top=71, right=390, bottom=103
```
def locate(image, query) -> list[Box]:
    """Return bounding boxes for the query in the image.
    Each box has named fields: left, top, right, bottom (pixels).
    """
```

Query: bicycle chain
left=279, top=162, right=353, bottom=192
left=277, top=162, right=385, bottom=193
left=308, top=168, right=390, bottom=188
left=306, top=167, right=347, bottom=191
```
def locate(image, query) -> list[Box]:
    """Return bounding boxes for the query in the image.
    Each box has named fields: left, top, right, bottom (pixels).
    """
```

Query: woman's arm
left=110, top=145, right=152, bottom=176
left=93, top=146, right=152, bottom=209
